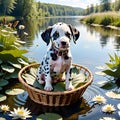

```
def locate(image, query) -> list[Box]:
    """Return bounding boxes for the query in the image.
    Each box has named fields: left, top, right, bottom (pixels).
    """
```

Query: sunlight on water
left=1, top=17, right=120, bottom=120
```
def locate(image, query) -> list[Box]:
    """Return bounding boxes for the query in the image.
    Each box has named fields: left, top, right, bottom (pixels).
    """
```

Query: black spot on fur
left=50, top=53, right=57, bottom=61
left=69, top=78, right=73, bottom=81
left=64, top=55, right=69, bottom=60
left=41, top=61, right=43, bottom=65
left=69, top=68, right=72, bottom=75
left=53, top=31, right=59, bottom=40
left=46, top=71, right=49, bottom=74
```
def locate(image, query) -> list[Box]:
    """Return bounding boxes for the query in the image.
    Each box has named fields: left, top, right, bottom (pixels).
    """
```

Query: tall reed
left=81, top=12, right=120, bottom=27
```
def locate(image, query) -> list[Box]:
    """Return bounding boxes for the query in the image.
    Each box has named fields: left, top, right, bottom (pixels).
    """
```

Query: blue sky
left=36, top=0, right=115, bottom=8
left=35, top=0, right=100, bottom=8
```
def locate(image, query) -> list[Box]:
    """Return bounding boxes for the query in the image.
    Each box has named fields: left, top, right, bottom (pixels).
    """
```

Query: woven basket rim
left=18, top=63, right=93, bottom=95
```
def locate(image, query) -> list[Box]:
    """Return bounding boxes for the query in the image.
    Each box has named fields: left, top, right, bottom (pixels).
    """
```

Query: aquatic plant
left=0, top=20, right=30, bottom=102
left=0, top=105, right=9, bottom=112
left=80, top=12, right=120, bottom=27
left=9, top=107, right=32, bottom=120
left=37, top=113, right=63, bottom=120
left=99, top=117, right=116, bottom=120
left=102, top=104, right=116, bottom=113
left=102, top=53, right=120, bottom=88
left=92, top=95, right=106, bottom=104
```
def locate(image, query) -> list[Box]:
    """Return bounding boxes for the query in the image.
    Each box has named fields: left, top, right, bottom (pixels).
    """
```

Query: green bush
left=0, top=24, right=29, bottom=87
left=100, top=17, right=112, bottom=26
left=80, top=12, right=120, bottom=27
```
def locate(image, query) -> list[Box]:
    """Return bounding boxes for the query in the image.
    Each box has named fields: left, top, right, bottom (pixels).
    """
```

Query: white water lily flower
left=1, top=29, right=8, bottom=33
left=106, top=91, right=120, bottom=99
left=102, top=104, right=116, bottom=113
left=99, top=117, right=116, bottom=120
left=118, top=111, right=120, bottom=116
left=23, top=32, right=28, bottom=36
left=0, top=105, right=9, bottom=112
left=92, top=95, right=106, bottom=104
left=19, top=25, right=25, bottom=30
left=117, top=103, right=120, bottom=110
left=9, top=107, right=32, bottom=120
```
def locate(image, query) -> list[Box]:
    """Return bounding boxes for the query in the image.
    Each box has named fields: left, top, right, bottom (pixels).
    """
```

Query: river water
left=1, top=16, right=120, bottom=120
left=22, top=16, right=120, bottom=120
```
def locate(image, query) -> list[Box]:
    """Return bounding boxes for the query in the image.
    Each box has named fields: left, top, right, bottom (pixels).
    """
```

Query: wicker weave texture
left=18, top=63, right=93, bottom=106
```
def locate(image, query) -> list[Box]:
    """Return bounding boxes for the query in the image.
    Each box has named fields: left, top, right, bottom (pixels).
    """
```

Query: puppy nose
left=61, top=41, right=66, bottom=46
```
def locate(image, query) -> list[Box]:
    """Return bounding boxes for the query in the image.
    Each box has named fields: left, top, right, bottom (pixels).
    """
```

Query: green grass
left=0, top=16, right=15, bottom=23
left=81, top=12, right=120, bottom=27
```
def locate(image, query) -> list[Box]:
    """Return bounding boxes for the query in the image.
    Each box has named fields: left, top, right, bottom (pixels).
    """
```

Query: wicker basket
left=18, top=63, right=93, bottom=106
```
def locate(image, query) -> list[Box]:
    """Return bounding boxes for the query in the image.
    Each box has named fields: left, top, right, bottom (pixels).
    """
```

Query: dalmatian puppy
left=37, top=22, right=80, bottom=91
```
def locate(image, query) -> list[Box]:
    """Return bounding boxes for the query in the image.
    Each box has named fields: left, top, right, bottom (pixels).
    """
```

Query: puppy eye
left=65, top=32, right=71, bottom=39
left=53, top=31, right=59, bottom=40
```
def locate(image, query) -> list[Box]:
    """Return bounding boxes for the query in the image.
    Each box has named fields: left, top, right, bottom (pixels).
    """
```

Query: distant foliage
left=0, top=0, right=83, bottom=18
left=81, top=12, right=120, bottom=27
left=0, top=0, right=16, bottom=15
left=83, top=0, right=120, bottom=15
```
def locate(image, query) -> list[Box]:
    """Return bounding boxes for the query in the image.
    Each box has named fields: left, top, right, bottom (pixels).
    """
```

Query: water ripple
left=83, top=83, right=105, bottom=104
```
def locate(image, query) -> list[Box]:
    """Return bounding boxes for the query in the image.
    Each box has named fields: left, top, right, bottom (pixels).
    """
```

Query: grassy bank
left=0, top=16, right=15, bottom=22
left=80, top=12, right=120, bottom=27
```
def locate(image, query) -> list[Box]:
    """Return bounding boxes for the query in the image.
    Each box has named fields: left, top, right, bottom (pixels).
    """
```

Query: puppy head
left=41, top=22, right=80, bottom=48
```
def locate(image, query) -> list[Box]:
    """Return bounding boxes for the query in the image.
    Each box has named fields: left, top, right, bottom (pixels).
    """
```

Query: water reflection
left=18, top=17, right=120, bottom=52
left=83, top=24, right=120, bottom=51
left=25, top=97, right=91, bottom=120
left=1, top=17, right=120, bottom=120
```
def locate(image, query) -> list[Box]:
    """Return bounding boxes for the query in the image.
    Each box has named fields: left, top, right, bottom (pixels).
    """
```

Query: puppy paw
left=38, top=79, right=45, bottom=84
left=44, top=85, right=53, bottom=91
left=66, top=86, right=74, bottom=91
left=66, top=83, right=74, bottom=91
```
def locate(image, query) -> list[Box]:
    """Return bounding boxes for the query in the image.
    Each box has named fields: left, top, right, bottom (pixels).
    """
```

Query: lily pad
left=100, top=81, right=116, bottom=90
left=22, top=73, right=36, bottom=85
left=17, top=58, right=29, bottom=65
left=0, top=87, right=2, bottom=90
left=0, top=59, right=3, bottom=64
left=95, top=66, right=107, bottom=70
left=0, top=94, right=7, bottom=102
left=30, top=67, right=38, bottom=77
left=8, top=61, right=21, bottom=69
left=5, top=88, right=25, bottom=95
left=71, top=67, right=79, bottom=74
left=37, top=113, right=63, bottom=120
left=95, top=71, right=106, bottom=76
left=0, top=80, right=9, bottom=87
left=0, top=117, right=6, bottom=120
left=0, top=72, right=4, bottom=76
left=72, top=73, right=86, bottom=88
left=5, top=70, right=19, bottom=79
left=105, top=91, right=120, bottom=99
left=22, top=67, right=89, bottom=91
left=97, top=81, right=108, bottom=87
left=54, top=82, right=65, bottom=92
left=1, top=64, right=15, bottom=73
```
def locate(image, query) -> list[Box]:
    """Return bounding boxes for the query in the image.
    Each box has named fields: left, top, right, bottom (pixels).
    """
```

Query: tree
left=89, top=4, right=94, bottom=14
left=12, top=0, right=37, bottom=18
left=114, top=0, right=120, bottom=11
left=99, top=0, right=111, bottom=12
left=94, top=4, right=99, bottom=13
left=85, top=5, right=90, bottom=15
left=0, top=0, right=16, bottom=15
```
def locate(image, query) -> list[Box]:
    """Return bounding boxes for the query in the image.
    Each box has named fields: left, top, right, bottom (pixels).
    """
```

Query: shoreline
left=91, top=23, right=120, bottom=30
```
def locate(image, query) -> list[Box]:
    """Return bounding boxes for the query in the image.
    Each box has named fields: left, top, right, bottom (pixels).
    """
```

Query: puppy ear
left=41, top=26, right=52, bottom=45
left=68, top=24, right=80, bottom=44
